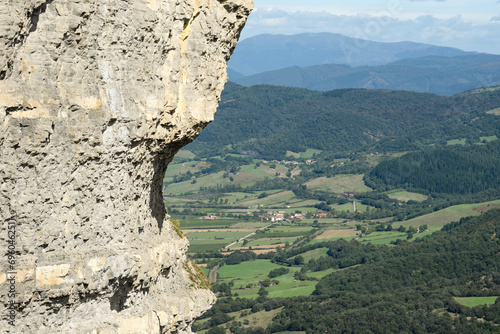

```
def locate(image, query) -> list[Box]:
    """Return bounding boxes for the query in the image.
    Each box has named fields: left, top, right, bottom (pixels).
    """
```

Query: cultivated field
left=315, top=229, right=357, bottom=240
left=305, top=174, right=372, bottom=193
left=385, top=190, right=428, bottom=202
left=286, top=149, right=322, bottom=159
left=401, top=199, right=500, bottom=229
left=217, top=260, right=291, bottom=287
left=447, top=138, right=466, bottom=145
left=454, top=297, right=499, bottom=308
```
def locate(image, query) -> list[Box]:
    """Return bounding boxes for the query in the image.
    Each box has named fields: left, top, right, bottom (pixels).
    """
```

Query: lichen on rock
left=0, top=0, right=252, bottom=332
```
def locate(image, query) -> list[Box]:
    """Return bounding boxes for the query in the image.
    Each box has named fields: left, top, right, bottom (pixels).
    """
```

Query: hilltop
left=186, top=83, right=500, bottom=158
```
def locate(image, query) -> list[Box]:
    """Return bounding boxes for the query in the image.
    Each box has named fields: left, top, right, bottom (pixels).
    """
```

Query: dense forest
left=200, top=210, right=500, bottom=333
left=186, top=83, right=500, bottom=159
left=369, top=140, right=500, bottom=194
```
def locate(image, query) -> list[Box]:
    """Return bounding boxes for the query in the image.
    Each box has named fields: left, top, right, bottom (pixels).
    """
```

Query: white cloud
left=240, top=8, right=500, bottom=54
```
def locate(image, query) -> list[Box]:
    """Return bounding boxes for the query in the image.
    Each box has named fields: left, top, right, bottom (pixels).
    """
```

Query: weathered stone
left=0, top=0, right=252, bottom=332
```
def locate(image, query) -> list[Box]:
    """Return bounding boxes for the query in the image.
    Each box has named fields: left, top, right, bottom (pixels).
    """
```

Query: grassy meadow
left=454, top=297, right=499, bottom=308
left=305, top=174, right=372, bottom=193
left=385, top=189, right=428, bottom=202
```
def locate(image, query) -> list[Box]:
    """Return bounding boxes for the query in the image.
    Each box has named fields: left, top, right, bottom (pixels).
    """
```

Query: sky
left=239, top=0, right=500, bottom=54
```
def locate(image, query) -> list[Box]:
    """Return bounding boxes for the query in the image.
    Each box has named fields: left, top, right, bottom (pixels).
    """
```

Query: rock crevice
left=0, top=0, right=252, bottom=332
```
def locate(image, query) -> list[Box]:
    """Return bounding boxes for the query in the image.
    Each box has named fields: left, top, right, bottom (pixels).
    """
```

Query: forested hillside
left=369, top=140, right=500, bottom=195
left=186, top=83, right=500, bottom=159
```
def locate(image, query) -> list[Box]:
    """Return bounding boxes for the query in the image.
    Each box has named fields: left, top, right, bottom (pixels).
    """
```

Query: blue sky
left=240, top=0, right=500, bottom=54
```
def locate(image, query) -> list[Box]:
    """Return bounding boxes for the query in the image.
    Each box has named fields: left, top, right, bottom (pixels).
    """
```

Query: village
left=204, top=211, right=330, bottom=222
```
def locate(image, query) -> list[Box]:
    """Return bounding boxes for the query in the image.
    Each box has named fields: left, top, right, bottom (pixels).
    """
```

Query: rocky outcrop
left=0, top=0, right=252, bottom=332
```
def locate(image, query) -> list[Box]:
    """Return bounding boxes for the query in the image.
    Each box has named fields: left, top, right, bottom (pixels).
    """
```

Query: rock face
left=0, top=0, right=252, bottom=332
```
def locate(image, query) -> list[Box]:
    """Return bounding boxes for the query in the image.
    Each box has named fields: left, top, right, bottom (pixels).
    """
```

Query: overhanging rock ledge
left=0, top=0, right=252, bottom=332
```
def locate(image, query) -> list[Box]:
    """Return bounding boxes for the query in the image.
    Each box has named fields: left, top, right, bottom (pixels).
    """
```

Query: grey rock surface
left=0, top=0, right=252, bottom=332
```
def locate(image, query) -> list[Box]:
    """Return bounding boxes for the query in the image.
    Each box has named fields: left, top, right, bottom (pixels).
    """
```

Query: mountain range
left=231, top=53, right=500, bottom=96
left=227, top=33, right=477, bottom=76
left=227, top=33, right=500, bottom=96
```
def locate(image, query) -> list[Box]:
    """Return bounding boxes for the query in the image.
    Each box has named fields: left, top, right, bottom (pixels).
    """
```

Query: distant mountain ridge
left=228, top=32, right=477, bottom=76
left=231, top=53, right=500, bottom=96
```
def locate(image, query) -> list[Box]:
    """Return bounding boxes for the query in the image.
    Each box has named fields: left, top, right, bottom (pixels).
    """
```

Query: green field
left=259, top=227, right=313, bottom=238
left=286, top=149, right=322, bottom=159
left=290, top=247, right=329, bottom=262
left=385, top=190, right=428, bottom=202
left=305, top=174, right=372, bottom=193
left=267, top=281, right=316, bottom=298
left=230, top=221, right=270, bottom=229
left=447, top=138, right=466, bottom=145
left=187, top=231, right=250, bottom=252
left=480, top=135, right=499, bottom=142
left=401, top=200, right=500, bottom=229
left=164, top=171, right=228, bottom=195
left=305, top=268, right=335, bottom=280
left=246, top=238, right=297, bottom=247
left=333, top=202, right=372, bottom=212
left=231, top=164, right=271, bottom=186
left=164, top=160, right=203, bottom=178
left=178, top=217, right=236, bottom=229
left=284, top=200, right=321, bottom=209
left=181, top=220, right=235, bottom=229
left=173, top=150, right=197, bottom=160
left=185, top=231, right=250, bottom=240
left=229, top=267, right=315, bottom=299
left=486, top=107, right=500, bottom=116
left=228, top=266, right=335, bottom=299
left=165, top=165, right=275, bottom=195
left=185, top=228, right=253, bottom=251
left=301, top=218, right=348, bottom=225
left=164, top=197, right=198, bottom=205
left=267, top=225, right=313, bottom=233
left=222, top=189, right=286, bottom=205
left=359, top=231, right=409, bottom=245
left=217, top=260, right=289, bottom=287
left=239, top=190, right=296, bottom=207
left=454, top=296, right=498, bottom=308
left=199, top=266, right=210, bottom=277
left=222, top=191, right=262, bottom=205
left=188, top=242, right=228, bottom=253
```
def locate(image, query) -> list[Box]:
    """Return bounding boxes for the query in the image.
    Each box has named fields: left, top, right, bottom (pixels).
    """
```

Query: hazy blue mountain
left=231, top=54, right=500, bottom=96
left=226, top=68, right=246, bottom=81
left=227, top=33, right=476, bottom=76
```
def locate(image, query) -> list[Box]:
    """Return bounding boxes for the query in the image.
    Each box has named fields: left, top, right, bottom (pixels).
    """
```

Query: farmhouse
left=203, top=215, right=220, bottom=220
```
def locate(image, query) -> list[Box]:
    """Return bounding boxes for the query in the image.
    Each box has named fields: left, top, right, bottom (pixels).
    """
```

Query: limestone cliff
left=0, top=0, right=252, bottom=332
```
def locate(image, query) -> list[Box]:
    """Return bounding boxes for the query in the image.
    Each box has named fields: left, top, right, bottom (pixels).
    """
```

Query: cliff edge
left=0, top=0, right=252, bottom=332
